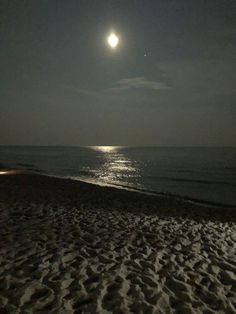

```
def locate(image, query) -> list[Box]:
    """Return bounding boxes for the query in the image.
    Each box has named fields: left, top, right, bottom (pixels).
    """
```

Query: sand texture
left=0, top=173, right=236, bottom=313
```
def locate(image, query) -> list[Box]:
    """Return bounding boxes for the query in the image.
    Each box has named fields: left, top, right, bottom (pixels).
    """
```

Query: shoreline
left=72, top=176, right=236, bottom=209
left=0, top=170, right=236, bottom=222
left=1, top=166, right=236, bottom=210
left=0, top=171, right=236, bottom=312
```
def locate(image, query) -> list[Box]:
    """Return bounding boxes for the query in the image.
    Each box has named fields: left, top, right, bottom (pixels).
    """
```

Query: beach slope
left=0, top=173, right=235, bottom=313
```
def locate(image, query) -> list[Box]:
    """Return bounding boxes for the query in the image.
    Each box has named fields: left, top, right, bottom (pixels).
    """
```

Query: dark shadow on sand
left=0, top=173, right=235, bottom=223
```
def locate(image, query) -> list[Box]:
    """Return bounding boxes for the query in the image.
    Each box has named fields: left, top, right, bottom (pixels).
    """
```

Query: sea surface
left=0, top=146, right=236, bottom=206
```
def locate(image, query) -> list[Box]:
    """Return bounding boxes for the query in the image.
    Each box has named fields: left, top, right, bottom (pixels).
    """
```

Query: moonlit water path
left=87, top=146, right=140, bottom=187
left=0, top=146, right=236, bottom=205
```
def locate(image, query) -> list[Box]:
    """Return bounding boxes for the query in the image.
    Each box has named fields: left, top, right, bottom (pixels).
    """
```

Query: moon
left=107, top=33, right=119, bottom=49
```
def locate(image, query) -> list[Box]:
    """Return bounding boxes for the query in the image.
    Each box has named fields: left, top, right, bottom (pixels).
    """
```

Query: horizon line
left=0, top=144, right=236, bottom=148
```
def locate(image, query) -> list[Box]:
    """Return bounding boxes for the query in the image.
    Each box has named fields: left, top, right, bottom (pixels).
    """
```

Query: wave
left=67, top=176, right=236, bottom=208
left=144, top=176, right=235, bottom=186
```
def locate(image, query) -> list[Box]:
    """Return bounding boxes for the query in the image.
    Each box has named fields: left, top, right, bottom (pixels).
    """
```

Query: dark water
left=0, top=146, right=236, bottom=205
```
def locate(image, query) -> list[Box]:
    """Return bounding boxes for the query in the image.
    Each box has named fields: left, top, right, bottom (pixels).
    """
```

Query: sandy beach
left=0, top=172, right=235, bottom=313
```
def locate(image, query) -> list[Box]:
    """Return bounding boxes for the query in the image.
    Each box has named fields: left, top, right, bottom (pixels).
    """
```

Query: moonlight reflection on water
left=90, top=146, right=118, bottom=153
left=89, top=146, right=140, bottom=185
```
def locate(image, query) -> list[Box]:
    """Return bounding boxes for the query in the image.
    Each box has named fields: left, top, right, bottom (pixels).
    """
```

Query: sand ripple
left=0, top=174, right=236, bottom=313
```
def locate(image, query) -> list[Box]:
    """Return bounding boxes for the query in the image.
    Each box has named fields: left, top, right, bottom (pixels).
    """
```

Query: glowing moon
left=107, top=33, right=119, bottom=49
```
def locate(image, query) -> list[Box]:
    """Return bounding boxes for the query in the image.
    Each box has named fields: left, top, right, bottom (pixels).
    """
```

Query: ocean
left=0, top=146, right=236, bottom=206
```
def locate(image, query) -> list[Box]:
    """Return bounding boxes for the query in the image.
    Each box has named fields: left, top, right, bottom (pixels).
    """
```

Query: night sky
left=1, top=0, right=235, bottom=146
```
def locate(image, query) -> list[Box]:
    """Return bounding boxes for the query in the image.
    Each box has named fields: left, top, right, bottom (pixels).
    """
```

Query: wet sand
left=0, top=172, right=236, bottom=313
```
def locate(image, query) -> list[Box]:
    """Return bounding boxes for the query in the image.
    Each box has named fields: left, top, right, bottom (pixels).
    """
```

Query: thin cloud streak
left=105, top=77, right=171, bottom=93
left=59, top=76, right=171, bottom=101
